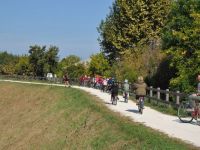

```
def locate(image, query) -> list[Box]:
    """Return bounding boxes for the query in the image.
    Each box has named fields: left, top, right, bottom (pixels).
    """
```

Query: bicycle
left=111, top=94, right=118, bottom=105
left=178, top=99, right=200, bottom=123
left=137, top=96, right=144, bottom=114
left=123, top=92, right=128, bottom=103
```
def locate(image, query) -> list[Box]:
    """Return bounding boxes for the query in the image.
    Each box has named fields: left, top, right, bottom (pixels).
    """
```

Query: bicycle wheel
left=124, top=93, right=128, bottom=103
left=178, top=101, right=194, bottom=123
left=111, top=97, right=114, bottom=105
left=114, top=97, right=117, bottom=105
left=138, top=98, right=144, bottom=114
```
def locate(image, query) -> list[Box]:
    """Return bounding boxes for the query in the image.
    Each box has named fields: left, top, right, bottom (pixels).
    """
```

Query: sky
left=0, top=0, right=113, bottom=60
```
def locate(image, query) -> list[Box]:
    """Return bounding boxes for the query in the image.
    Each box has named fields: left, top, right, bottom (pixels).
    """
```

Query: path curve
left=1, top=80, right=200, bottom=147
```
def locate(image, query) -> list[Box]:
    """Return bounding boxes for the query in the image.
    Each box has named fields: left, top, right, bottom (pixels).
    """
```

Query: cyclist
left=110, top=80, right=119, bottom=102
left=133, top=76, right=147, bottom=106
left=189, top=74, right=200, bottom=119
left=102, top=77, right=108, bottom=92
left=107, top=77, right=114, bottom=93
left=123, top=79, right=129, bottom=102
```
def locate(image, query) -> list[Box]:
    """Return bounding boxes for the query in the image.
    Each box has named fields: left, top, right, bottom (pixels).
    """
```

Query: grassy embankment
left=0, top=82, right=198, bottom=150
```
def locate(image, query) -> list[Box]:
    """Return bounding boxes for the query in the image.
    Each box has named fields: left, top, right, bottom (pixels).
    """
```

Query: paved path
left=1, top=80, right=200, bottom=147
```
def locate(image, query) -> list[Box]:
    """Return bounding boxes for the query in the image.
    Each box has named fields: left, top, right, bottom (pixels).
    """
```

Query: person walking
left=63, top=74, right=70, bottom=87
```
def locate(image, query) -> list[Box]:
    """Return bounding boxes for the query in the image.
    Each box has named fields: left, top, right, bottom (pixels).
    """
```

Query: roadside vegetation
left=1, top=0, right=200, bottom=95
left=0, top=82, right=198, bottom=150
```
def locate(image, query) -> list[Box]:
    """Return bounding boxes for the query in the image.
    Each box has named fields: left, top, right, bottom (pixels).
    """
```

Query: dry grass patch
left=0, top=83, right=61, bottom=149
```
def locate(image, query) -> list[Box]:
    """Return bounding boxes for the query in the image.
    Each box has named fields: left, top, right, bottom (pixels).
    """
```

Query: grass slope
left=0, top=82, right=198, bottom=150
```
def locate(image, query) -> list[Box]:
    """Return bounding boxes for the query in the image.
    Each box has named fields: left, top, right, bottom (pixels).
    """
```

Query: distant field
left=0, top=82, right=198, bottom=150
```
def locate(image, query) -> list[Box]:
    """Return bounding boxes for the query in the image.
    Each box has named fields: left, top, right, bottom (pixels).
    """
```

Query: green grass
left=143, top=99, right=177, bottom=116
left=0, top=82, right=198, bottom=150
left=0, top=77, right=178, bottom=116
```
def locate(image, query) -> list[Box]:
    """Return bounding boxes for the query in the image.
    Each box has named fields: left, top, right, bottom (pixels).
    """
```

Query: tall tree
left=28, top=45, right=46, bottom=77
left=44, top=46, right=59, bottom=74
left=98, top=0, right=171, bottom=63
left=162, top=0, right=200, bottom=92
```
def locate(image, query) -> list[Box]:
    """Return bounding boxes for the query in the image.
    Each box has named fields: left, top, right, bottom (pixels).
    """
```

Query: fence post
left=150, top=86, right=153, bottom=97
left=157, top=87, right=160, bottom=99
left=166, top=89, right=169, bottom=102
left=176, top=91, right=180, bottom=105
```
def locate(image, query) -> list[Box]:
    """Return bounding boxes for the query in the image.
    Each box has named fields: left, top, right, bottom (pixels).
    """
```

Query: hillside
left=0, top=82, right=198, bottom=150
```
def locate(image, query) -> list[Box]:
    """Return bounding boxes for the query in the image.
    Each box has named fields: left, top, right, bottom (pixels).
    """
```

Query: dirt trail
left=1, top=80, right=200, bottom=147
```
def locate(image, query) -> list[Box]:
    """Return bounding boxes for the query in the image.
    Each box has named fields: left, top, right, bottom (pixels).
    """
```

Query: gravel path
left=1, top=80, right=200, bottom=147
left=75, top=86, right=200, bottom=147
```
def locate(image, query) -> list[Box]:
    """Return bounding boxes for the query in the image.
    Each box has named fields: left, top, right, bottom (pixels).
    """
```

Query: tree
left=28, top=45, right=46, bottom=77
left=162, top=0, right=200, bottom=92
left=0, top=51, right=19, bottom=75
left=98, top=0, right=171, bottom=63
left=88, top=53, right=111, bottom=77
left=15, top=55, right=29, bottom=75
left=44, top=46, right=59, bottom=74
left=28, top=45, right=59, bottom=77
left=58, top=55, right=86, bottom=79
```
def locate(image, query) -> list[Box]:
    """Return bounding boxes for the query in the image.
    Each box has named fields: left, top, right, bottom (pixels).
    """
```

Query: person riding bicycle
left=133, top=76, right=147, bottom=106
left=107, top=77, right=114, bottom=93
left=189, top=74, right=200, bottom=116
left=123, top=79, right=129, bottom=101
left=110, top=80, right=119, bottom=102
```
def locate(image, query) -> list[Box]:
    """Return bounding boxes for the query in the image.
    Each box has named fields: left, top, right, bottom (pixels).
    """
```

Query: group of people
left=79, top=75, right=110, bottom=90
left=78, top=74, right=148, bottom=106
left=64, top=73, right=200, bottom=113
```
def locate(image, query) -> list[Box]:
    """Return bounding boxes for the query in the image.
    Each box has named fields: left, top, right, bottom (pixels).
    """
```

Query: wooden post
left=176, top=91, right=180, bottom=105
left=157, top=87, right=160, bottom=99
left=150, top=86, right=153, bottom=97
left=166, top=89, right=169, bottom=102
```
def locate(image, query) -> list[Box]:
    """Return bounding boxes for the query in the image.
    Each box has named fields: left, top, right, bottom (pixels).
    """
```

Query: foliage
left=0, top=51, right=18, bottom=65
left=148, top=56, right=177, bottom=90
left=28, top=45, right=46, bottom=77
left=162, top=0, right=200, bottom=92
left=44, top=46, right=59, bottom=74
left=98, top=0, right=171, bottom=63
left=28, top=45, right=59, bottom=77
left=15, top=55, right=29, bottom=75
left=0, top=51, right=19, bottom=75
left=58, top=55, right=86, bottom=78
left=88, top=53, right=111, bottom=77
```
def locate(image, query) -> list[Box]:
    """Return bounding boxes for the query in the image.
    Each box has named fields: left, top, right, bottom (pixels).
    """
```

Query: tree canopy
left=98, top=0, right=171, bottom=63
left=58, top=55, right=86, bottom=79
left=162, top=0, right=200, bottom=92
left=88, top=53, right=111, bottom=77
